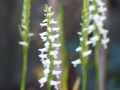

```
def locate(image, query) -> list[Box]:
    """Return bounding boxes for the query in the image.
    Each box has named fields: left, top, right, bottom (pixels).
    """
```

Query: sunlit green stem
left=95, top=46, right=100, bottom=90
left=82, top=65, right=87, bottom=90
left=20, top=47, right=28, bottom=90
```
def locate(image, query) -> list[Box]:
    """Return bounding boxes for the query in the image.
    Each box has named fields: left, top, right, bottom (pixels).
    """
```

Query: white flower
left=41, top=36, right=47, bottom=42
left=38, top=77, right=47, bottom=87
left=19, top=41, right=28, bottom=47
left=44, top=12, right=54, bottom=16
left=54, top=60, right=62, bottom=68
left=50, top=80, right=61, bottom=90
left=39, top=32, right=47, bottom=37
left=52, top=43, right=61, bottom=49
left=40, top=23, right=47, bottom=27
left=38, top=48, right=47, bottom=54
left=80, top=37, right=83, bottom=41
left=83, top=50, right=92, bottom=57
left=50, top=50, right=58, bottom=59
left=75, top=47, right=82, bottom=52
left=101, top=38, right=110, bottom=49
left=41, top=59, right=51, bottom=68
left=42, top=19, right=48, bottom=22
left=88, top=25, right=95, bottom=34
left=21, top=25, right=27, bottom=29
left=44, top=42, right=50, bottom=48
left=90, top=35, right=99, bottom=46
left=89, top=5, right=95, bottom=11
left=98, top=7, right=107, bottom=13
left=43, top=68, right=50, bottom=78
left=71, top=59, right=82, bottom=67
left=50, top=19, right=57, bottom=24
left=38, top=54, right=47, bottom=59
left=99, top=15, right=106, bottom=21
left=86, top=41, right=93, bottom=45
left=77, top=32, right=82, bottom=35
left=49, top=36, right=55, bottom=42
left=28, top=33, right=34, bottom=37
left=52, top=70, right=62, bottom=78
left=48, top=27, right=52, bottom=32
left=53, top=28, right=60, bottom=32
left=53, top=34, right=59, bottom=39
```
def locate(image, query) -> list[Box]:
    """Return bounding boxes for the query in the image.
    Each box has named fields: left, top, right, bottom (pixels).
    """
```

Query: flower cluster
left=89, top=0, right=110, bottom=49
left=38, top=5, right=62, bottom=90
left=71, top=0, right=110, bottom=67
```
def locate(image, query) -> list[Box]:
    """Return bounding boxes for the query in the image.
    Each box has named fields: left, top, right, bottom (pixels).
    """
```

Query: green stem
left=20, top=47, right=28, bottom=90
left=82, top=65, right=87, bottom=90
left=95, top=47, right=100, bottom=90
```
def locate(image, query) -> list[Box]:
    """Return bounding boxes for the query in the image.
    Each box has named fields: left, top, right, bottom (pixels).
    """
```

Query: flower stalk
left=71, top=0, right=90, bottom=90
left=18, top=0, right=32, bottom=90
left=89, top=0, right=109, bottom=90
left=57, top=3, right=68, bottom=90
left=38, top=5, right=62, bottom=90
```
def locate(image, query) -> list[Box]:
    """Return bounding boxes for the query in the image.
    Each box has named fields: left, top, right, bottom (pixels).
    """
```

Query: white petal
left=50, top=80, right=61, bottom=90
left=39, top=54, right=47, bottom=59
left=50, top=50, right=58, bottom=59
left=21, top=25, right=27, bottom=29
left=54, top=60, right=62, bottom=68
left=53, top=34, right=59, bottom=39
left=19, top=41, right=28, bottom=46
left=39, top=32, right=47, bottom=37
left=89, top=5, right=95, bottom=11
left=28, top=33, right=34, bottom=37
left=102, top=38, right=110, bottom=49
left=76, top=47, right=82, bottom=52
left=38, top=77, right=47, bottom=87
left=50, top=19, right=57, bottom=24
left=48, top=27, right=52, bottom=32
left=40, top=23, right=47, bottom=27
left=77, top=32, right=82, bottom=35
left=86, top=41, right=93, bottom=45
left=44, top=42, right=49, bottom=48
left=52, top=43, right=61, bottom=49
left=43, top=68, right=50, bottom=78
left=83, top=50, right=92, bottom=57
left=71, top=59, right=82, bottom=67
left=49, top=36, right=55, bottom=42
left=42, top=19, right=48, bottom=22
left=53, top=28, right=60, bottom=32
left=38, top=48, right=47, bottom=54
left=52, top=70, right=62, bottom=78
left=41, top=36, right=47, bottom=42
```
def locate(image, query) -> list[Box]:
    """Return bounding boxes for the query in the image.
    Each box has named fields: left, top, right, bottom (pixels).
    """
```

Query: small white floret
left=76, top=47, right=82, bottom=52
left=42, top=19, right=48, bottom=22
left=39, top=54, right=47, bottom=59
left=89, top=5, right=95, bottom=11
left=43, top=68, right=50, bottom=78
left=49, top=36, right=55, bottom=42
left=52, top=43, right=61, bottom=49
left=52, top=70, right=62, bottom=78
left=50, top=50, right=58, bottom=59
left=53, top=28, right=60, bottom=32
left=48, top=27, right=52, bottom=32
left=71, top=59, right=82, bottom=67
left=44, top=42, right=50, bottom=48
left=101, top=38, right=110, bottom=49
left=38, top=48, right=47, bottom=54
left=50, top=80, right=61, bottom=90
left=19, top=41, right=28, bottom=47
left=40, top=23, right=47, bottom=27
left=54, top=60, right=62, bottom=68
left=39, top=32, right=47, bottom=37
left=38, top=77, right=47, bottom=87
left=83, top=50, right=92, bottom=57
left=53, top=34, right=59, bottom=39
left=28, top=33, right=34, bottom=37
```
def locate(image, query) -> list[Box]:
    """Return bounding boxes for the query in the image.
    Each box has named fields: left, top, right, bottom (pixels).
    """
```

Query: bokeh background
left=0, top=0, right=120, bottom=90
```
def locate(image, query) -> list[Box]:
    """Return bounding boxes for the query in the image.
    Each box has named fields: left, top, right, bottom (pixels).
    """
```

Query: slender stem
left=95, top=47, right=100, bottom=90
left=82, top=65, right=87, bottom=90
left=20, top=47, right=28, bottom=90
